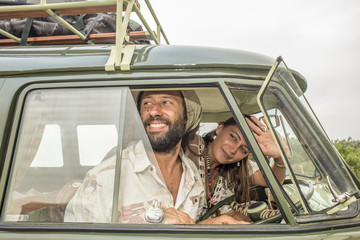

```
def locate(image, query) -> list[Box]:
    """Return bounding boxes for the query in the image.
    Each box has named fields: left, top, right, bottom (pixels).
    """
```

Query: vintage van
left=1, top=0, right=360, bottom=239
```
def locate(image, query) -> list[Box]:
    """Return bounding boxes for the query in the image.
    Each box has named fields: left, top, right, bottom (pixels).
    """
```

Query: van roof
left=0, top=44, right=307, bottom=92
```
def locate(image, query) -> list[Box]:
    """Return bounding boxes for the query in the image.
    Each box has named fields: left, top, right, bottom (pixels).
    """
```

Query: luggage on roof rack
left=0, top=0, right=168, bottom=46
left=0, top=0, right=169, bottom=71
left=0, top=14, right=150, bottom=45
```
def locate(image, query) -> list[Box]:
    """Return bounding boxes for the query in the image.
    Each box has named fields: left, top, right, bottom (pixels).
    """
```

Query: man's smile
left=149, top=122, right=167, bottom=128
left=148, top=121, right=168, bottom=132
left=144, top=118, right=171, bottom=133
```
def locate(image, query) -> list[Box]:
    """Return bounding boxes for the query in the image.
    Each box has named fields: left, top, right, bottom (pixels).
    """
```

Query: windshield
left=256, top=57, right=359, bottom=213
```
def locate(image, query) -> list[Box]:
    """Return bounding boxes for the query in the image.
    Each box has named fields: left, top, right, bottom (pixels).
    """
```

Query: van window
left=77, top=125, right=118, bottom=166
left=30, top=124, right=63, bottom=167
left=2, top=87, right=144, bottom=222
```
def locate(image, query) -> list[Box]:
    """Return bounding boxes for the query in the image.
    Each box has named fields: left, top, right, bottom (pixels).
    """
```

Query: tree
left=333, top=138, right=360, bottom=178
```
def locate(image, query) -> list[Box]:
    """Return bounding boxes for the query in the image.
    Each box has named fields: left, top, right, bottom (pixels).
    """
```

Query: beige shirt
left=65, top=141, right=206, bottom=223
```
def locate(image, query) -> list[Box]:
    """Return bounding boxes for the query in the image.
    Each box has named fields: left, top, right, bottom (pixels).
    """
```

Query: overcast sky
left=140, top=0, right=360, bottom=140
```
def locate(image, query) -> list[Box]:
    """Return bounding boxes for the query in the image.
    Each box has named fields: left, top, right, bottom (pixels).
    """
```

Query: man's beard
left=144, top=116, right=185, bottom=153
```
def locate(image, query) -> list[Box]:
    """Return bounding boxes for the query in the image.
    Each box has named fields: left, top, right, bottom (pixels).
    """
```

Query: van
left=1, top=0, right=360, bottom=239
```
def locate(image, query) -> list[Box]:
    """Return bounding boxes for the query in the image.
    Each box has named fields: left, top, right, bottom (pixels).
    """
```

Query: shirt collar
left=130, top=142, right=197, bottom=183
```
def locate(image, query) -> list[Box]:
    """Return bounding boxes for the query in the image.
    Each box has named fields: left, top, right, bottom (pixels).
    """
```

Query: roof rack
left=0, top=0, right=170, bottom=71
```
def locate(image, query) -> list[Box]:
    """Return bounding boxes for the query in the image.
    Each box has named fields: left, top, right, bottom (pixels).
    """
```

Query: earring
left=237, top=161, right=240, bottom=167
left=213, top=134, right=217, bottom=140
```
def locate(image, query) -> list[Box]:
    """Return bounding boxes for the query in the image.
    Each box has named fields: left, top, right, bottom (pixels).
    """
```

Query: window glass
left=263, top=61, right=358, bottom=211
left=253, top=107, right=325, bottom=210
left=252, top=110, right=316, bottom=177
left=30, top=124, right=63, bottom=167
left=64, top=89, right=161, bottom=224
left=229, top=85, right=337, bottom=217
left=229, top=60, right=359, bottom=219
left=77, top=125, right=118, bottom=166
left=2, top=87, right=131, bottom=223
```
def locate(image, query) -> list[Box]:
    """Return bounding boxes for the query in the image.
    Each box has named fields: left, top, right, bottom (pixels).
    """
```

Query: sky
left=138, top=0, right=360, bottom=140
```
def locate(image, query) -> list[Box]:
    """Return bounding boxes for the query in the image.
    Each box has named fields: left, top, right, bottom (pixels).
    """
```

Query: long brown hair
left=204, top=117, right=251, bottom=203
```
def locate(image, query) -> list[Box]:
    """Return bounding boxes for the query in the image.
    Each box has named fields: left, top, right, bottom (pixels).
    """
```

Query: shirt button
left=150, top=166, right=154, bottom=171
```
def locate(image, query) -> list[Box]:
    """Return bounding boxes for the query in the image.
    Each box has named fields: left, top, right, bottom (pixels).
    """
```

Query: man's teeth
left=150, top=123, right=166, bottom=127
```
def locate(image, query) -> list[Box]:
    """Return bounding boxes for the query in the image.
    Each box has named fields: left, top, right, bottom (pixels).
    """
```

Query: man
left=65, top=90, right=246, bottom=224
left=64, top=90, right=204, bottom=224
left=135, top=90, right=205, bottom=224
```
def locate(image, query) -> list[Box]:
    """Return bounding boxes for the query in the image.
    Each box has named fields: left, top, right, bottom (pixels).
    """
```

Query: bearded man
left=64, top=90, right=206, bottom=224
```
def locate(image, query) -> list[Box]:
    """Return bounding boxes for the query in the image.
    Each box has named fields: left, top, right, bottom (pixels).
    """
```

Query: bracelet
left=274, top=158, right=284, bottom=168
left=275, top=163, right=284, bottom=168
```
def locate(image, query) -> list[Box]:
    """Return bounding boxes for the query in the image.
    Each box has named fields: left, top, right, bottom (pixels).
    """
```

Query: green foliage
left=333, top=138, right=360, bottom=178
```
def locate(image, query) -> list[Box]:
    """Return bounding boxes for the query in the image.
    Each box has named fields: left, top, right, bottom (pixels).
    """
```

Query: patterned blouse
left=185, top=134, right=259, bottom=215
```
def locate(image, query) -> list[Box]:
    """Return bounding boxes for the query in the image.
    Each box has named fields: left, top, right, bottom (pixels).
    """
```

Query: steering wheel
left=197, top=179, right=314, bottom=224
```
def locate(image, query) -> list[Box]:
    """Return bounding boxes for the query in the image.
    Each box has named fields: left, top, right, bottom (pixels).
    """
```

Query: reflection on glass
left=77, top=125, right=118, bottom=166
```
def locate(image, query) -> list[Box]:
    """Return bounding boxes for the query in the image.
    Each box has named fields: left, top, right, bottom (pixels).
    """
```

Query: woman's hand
left=245, top=116, right=289, bottom=160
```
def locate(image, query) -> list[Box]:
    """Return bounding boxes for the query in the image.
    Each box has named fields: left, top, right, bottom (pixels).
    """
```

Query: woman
left=186, top=115, right=288, bottom=221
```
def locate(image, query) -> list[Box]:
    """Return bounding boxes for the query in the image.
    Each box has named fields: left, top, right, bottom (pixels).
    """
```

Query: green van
left=1, top=0, right=360, bottom=239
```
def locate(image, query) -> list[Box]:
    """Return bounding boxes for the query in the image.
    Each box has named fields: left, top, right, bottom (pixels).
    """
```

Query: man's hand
left=164, top=207, right=195, bottom=224
left=198, top=215, right=251, bottom=225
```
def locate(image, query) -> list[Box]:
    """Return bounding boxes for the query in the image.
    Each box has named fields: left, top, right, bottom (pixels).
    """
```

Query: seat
left=9, top=179, right=82, bottom=222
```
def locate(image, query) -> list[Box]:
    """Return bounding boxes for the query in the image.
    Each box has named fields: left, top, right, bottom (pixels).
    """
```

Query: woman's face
left=210, top=124, right=250, bottom=165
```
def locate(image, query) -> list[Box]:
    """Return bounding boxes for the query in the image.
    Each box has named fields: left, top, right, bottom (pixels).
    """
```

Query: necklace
left=206, top=145, right=219, bottom=208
